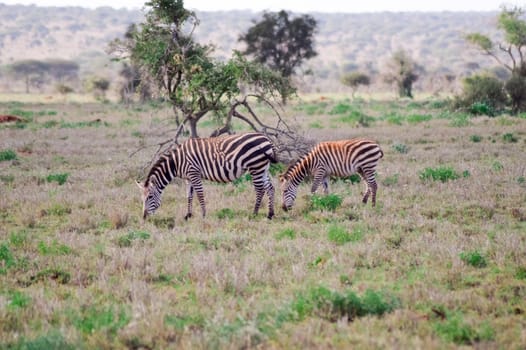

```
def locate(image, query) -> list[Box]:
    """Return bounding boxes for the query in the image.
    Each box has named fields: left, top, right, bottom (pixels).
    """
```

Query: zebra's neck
left=284, top=155, right=312, bottom=186
left=146, top=149, right=179, bottom=191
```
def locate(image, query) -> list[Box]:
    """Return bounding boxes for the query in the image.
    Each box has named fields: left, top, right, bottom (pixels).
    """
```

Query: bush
left=419, top=167, right=460, bottom=182
left=0, top=149, right=17, bottom=162
left=505, top=74, right=526, bottom=113
left=46, top=173, right=69, bottom=185
left=310, top=194, right=343, bottom=212
left=453, top=74, right=507, bottom=116
left=460, top=250, right=487, bottom=268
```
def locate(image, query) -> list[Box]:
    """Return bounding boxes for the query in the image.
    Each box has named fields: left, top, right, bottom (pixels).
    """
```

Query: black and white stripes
left=279, top=138, right=383, bottom=211
left=137, top=132, right=277, bottom=219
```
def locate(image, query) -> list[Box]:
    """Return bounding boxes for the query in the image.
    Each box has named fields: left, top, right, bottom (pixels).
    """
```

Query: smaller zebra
left=136, top=132, right=277, bottom=220
left=279, top=138, right=383, bottom=211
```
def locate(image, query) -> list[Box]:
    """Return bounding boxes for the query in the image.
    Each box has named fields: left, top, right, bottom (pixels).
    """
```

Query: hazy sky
left=0, top=0, right=517, bottom=12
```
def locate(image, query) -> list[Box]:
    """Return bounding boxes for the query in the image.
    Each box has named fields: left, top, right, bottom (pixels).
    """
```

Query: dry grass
left=0, top=96, right=525, bottom=349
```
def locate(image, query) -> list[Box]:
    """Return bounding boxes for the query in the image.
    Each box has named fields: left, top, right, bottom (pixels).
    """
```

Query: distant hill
left=0, top=4, right=503, bottom=94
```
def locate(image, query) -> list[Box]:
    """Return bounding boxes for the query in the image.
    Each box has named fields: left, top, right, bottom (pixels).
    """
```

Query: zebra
left=279, top=138, right=383, bottom=211
left=136, top=132, right=277, bottom=220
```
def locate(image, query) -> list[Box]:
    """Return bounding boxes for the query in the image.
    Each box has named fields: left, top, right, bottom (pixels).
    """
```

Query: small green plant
left=407, top=114, right=432, bottom=124
left=117, top=231, right=151, bottom=247
left=419, top=166, right=460, bottom=182
left=215, top=208, right=236, bottom=219
left=46, top=173, right=69, bottom=185
left=329, top=102, right=353, bottom=115
left=310, top=194, right=343, bottom=212
left=434, top=313, right=494, bottom=345
left=470, top=135, right=482, bottom=142
left=0, top=243, right=15, bottom=274
left=275, top=228, right=296, bottom=240
left=502, top=132, right=518, bottom=143
left=8, top=332, right=75, bottom=350
left=515, top=267, right=526, bottom=280
left=492, top=161, right=503, bottom=171
left=71, top=304, right=130, bottom=335
left=392, top=143, right=409, bottom=154
left=327, top=226, right=351, bottom=244
left=8, top=290, right=31, bottom=309
left=382, top=174, right=399, bottom=186
left=0, top=149, right=17, bottom=162
left=37, top=240, right=72, bottom=256
left=460, top=250, right=487, bottom=268
left=469, top=102, right=494, bottom=116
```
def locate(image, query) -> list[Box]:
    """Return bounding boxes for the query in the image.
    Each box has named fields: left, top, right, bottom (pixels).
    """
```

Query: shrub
left=505, top=74, right=526, bottom=113
left=419, top=167, right=460, bottom=182
left=0, top=149, right=17, bottom=162
left=453, top=74, right=507, bottom=116
left=502, top=133, right=518, bottom=143
left=46, top=173, right=69, bottom=185
left=310, top=194, right=343, bottom=212
left=215, top=208, right=236, bottom=219
left=470, top=135, right=482, bottom=143
left=117, top=231, right=151, bottom=247
left=392, top=143, right=409, bottom=154
left=275, top=228, right=296, bottom=240
left=460, top=250, right=487, bottom=268
left=327, top=225, right=352, bottom=245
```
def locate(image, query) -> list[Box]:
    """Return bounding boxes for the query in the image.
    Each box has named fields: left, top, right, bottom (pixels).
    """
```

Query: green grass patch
left=310, top=194, right=343, bottom=212
left=215, top=208, right=236, bottom=220
left=46, top=173, right=69, bottom=185
left=0, top=243, right=15, bottom=274
left=407, top=114, right=432, bottom=124
left=165, top=314, right=206, bottom=331
left=70, top=304, right=130, bottom=335
left=327, top=225, right=363, bottom=245
left=502, top=132, right=518, bottom=143
left=275, top=228, right=296, bottom=240
left=434, top=313, right=494, bottom=345
left=0, top=149, right=17, bottom=162
left=7, top=290, right=31, bottom=309
left=5, top=331, right=75, bottom=350
left=470, top=135, right=482, bottom=143
left=419, top=166, right=460, bottom=182
left=117, top=230, right=151, bottom=247
left=38, top=240, right=72, bottom=256
left=392, top=143, right=409, bottom=154
left=460, top=250, right=487, bottom=268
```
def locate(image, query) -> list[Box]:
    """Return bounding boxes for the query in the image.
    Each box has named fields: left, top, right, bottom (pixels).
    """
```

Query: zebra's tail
left=267, top=143, right=279, bottom=164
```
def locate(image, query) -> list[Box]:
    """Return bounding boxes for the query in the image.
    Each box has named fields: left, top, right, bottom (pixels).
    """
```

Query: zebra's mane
left=145, top=144, right=181, bottom=187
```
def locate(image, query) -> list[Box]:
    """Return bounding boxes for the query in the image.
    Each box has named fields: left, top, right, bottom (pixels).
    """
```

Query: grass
left=0, top=97, right=525, bottom=349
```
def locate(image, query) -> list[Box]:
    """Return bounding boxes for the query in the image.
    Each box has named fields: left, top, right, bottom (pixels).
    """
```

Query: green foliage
left=0, top=149, right=17, bottom=162
left=286, top=286, right=399, bottom=322
left=516, top=266, right=526, bottom=280
left=165, top=314, right=205, bottom=331
left=310, top=194, right=343, bottom=212
left=502, top=132, right=518, bottom=142
left=239, top=10, right=317, bottom=78
left=34, top=268, right=71, bottom=284
left=419, top=166, right=460, bottom=182
left=383, top=49, right=420, bottom=98
left=505, top=74, right=526, bottom=113
left=470, top=135, right=482, bottom=142
left=38, top=240, right=72, bottom=256
left=460, top=250, right=488, bottom=268
left=327, top=225, right=351, bottom=245
left=215, top=208, right=236, bottom=220
left=46, top=173, right=69, bottom=185
left=392, top=143, right=409, bottom=154
left=406, top=114, right=432, bottom=124
left=0, top=243, right=15, bottom=274
left=492, top=161, right=503, bottom=171
left=275, top=228, right=296, bottom=240
left=117, top=231, right=151, bottom=247
left=8, top=290, right=31, bottom=309
left=337, top=109, right=374, bottom=127
left=341, top=71, right=370, bottom=96
left=455, top=75, right=507, bottom=116
left=329, top=102, right=352, bottom=115
left=71, top=304, right=130, bottom=335
left=7, top=331, right=75, bottom=350
left=434, top=313, right=494, bottom=345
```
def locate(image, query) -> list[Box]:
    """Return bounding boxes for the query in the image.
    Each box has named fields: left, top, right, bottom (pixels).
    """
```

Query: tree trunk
left=189, top=118, right=199, bottom=138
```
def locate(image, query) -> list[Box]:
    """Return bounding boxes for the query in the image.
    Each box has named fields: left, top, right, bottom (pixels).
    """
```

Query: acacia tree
left=341, top=71, right=370, bottom=98
left=466, top=5, right=526, bottom=112
left=109, top=0, right=296, bottom=139
left=383, top=49, right=420, bottom=98
left=239, top=10, right=317, bottom=101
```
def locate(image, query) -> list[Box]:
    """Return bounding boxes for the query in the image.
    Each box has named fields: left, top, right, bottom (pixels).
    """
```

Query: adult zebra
left=137, top=132, right=277, bottom=220
left=279, top=138, right=383, bottom=211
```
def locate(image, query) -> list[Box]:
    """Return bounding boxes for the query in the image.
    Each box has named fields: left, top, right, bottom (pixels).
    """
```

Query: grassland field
left=0, top=94, right=525, bottom=349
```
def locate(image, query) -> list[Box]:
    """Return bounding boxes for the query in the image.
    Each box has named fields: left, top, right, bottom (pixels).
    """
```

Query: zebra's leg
left=184, top=181, right=194, bottom=220
left=188, top=175, right=206, bottom=219
left=265, top=175, right=275, bottom=219
left=250, top=170, right=266, bottom=217
left=311, top=170, right=326, bottom=194
left=357, top=169, right=371, bottom=204
left=322, top=177, right=330, bottom=195
left=369, top=175, right=379, bottom=207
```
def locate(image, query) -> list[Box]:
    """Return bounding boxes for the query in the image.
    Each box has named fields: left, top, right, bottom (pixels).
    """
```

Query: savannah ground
left=0, top=95, right=525, bottom=349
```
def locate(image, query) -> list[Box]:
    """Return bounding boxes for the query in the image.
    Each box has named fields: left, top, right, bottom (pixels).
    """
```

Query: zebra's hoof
left=267, top=213, right=274, bottom=220
left=184, top=213, right=192, bottom=220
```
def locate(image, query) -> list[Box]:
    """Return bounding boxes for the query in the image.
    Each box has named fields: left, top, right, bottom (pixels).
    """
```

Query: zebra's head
left=136, top=179, right=161, bottom=219
left=279, top=174, right=296, bottom=211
